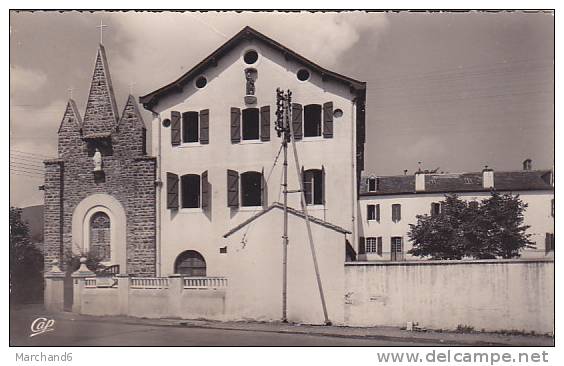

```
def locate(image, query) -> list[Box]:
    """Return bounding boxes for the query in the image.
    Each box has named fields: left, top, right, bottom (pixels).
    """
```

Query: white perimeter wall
left=344, top=259, right=554, bottom=334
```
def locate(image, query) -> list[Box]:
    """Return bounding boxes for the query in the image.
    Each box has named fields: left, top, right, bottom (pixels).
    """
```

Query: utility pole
left=275, top=88, right=331, bottom=325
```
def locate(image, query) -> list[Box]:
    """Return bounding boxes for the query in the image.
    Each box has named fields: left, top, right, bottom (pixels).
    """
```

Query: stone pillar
left=44, top=260, right=65, bottom=312
left=168, top=274, right=184, bottom=318
left=116, top=274, right=130, bottom=316
left=71, top=257, right=95, bottom=314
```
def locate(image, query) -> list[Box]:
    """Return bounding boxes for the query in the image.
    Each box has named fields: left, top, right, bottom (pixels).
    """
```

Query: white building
left=139, top=26, right=366, bottom=278
left=358, top=162, right=554, bottom=261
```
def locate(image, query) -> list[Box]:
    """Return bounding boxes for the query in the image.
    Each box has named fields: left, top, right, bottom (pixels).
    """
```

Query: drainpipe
left=350, top=99, right=357, bottom=251
left=147, top=109, right=163, bottom=277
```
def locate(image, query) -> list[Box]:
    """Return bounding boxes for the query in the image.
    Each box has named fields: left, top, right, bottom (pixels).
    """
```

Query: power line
left=10, top=149, right=56, bottom=159
left=10, top=162, right=44, bottom=172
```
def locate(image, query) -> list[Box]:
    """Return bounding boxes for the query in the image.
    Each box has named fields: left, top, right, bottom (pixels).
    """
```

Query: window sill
left=178, top=142, right=203, bottom=148
left=367, top=219, right=380, bottom=223
left=305, top=204, right=325, bottom=211
left=239, top=139, right=263, bottom=145
left=179, top=208, right=204, bottom=214
left=301, top=136, right=324, bottom=142
left=238, top=206, right=264, bottom=212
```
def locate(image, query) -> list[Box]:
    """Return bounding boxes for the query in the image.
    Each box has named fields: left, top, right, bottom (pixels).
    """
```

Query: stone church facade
left=43, top=44, right=156, bottom=276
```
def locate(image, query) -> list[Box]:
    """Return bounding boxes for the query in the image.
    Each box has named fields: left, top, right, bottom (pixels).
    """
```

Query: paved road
left=11, top=309, right=432, bottom=346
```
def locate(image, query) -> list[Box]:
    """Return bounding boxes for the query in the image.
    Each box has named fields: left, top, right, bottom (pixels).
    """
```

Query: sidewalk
left=44, top=308, right=553, bottom=347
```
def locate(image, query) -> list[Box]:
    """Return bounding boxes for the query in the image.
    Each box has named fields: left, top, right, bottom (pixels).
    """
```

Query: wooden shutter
left=166, top=172, right=179, bottom=210
left=171, top=111, right=181, bottom=146
left=323, top=101, right=333, bottom=138
left=227, top=169, right=239, bottom=207
left=377, top=237, right=382, bottom=255
left=292, top=103, right=303, bottom=140
left=322, top=165, right=326, bottom=205
left=398, top=204, right=401, bottom=221
left=199, top=109, right=209, bottom=144
left=358, top=237, right=366, bottom=255
left=201, top=170, right=209, bottom=210
left=260, top=106, right=270, bottom=142
left=376, top=204, right=380, bottom=221
left=230, top=108, right=241, bottom=143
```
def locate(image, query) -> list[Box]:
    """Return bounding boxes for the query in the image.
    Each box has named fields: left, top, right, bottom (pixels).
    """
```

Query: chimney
left=523, top=159, right=532, bottom=171
left=415, top=171, right=425, bottom=192
left=482, top=166, right=494, bottom=189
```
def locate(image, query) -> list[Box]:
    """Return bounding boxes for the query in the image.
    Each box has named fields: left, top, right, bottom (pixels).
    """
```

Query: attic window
left=464, top=177, right=473, bottom=184
left=297, top=69, right=310, bottom=81
left=195, top=76, right=207, bottom=89
left=244, top=50, right=259, bottom=65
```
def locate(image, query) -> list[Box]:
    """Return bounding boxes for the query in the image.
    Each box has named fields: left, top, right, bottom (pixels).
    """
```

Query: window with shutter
left=242, top=108, right=260, bottom=140
left=304, top=104, right=322, bottom=137
left=227, top=169, right=239, bottom=207
left=367, top=205, right=376, bottom=221
left=392, top=204, right=401, bottom=222
left=241, top=171, right=262, bottom=207
left=391, top=237, right=404, bottom=261
left=181, top=174, right=200, bottom=208
left=368, top=177, right=377, bottom=192
left=201, top=170, right=209, bottom=210
left=291, top=103, right=303, bottom=140
left=323, top=101, right=333, bottom=138
left=366, top=237, right=377, bottom=253
left=377, top=237, right=383, bottom=255
left=358, top=236, right=366, bottom=255
left=200, top=109, right=209, bottom=144
left=182, top=112, right=199, bottom=143
left=166, top=172, right=179, bottom=210
left=171, top=111, right=181, bottom=146
left=376, top=204, right=380, bottom=221
left=230, top=108, right=241, bottom=143
left=303, top=169, right=323, bottom=205
left=260, top=106, right=270, bottom=141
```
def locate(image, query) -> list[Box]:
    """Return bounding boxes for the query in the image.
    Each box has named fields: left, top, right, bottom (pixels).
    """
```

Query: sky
left=9, top=10, right=554, bottom=207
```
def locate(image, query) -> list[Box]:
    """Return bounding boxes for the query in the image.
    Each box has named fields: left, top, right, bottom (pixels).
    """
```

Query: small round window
left=333, top=109, right=343, bottom=118
left=244, top=50, right=259, bottom=65
left=297, top=69, right=310, bottom=81
left=195, top=76, right=207, bottom=89
left=162, top=119, right=171, bottom=128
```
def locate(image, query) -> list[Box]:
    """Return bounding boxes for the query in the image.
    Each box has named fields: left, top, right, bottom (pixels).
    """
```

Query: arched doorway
left=174, top=250, right=206, bottom=276
left=90, top=211, right=111, bottom=261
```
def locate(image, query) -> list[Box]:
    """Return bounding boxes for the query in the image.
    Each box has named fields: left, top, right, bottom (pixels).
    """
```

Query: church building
left=43, top=44, right=157, bottom=276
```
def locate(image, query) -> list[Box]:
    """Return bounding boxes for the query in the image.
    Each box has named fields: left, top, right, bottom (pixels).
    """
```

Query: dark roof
left=360, top=170, right=553, bottom=196
left=139, top=26, right=366, bottom=109
left=223, top=202, right=351, bottom=238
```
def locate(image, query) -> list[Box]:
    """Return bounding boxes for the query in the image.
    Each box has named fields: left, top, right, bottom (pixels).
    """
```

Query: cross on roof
left=96, top=19, right=109, bottom=44
left=67, top=87, right=73, bottom=99
left=128, top=82, right=136, bottom=95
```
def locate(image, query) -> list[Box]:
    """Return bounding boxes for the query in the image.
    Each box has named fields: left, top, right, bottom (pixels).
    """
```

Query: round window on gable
left=333, top=109, right=343, bottom=118
left=195, top=76, right=207, bottom=89
left=244, top=50, right=259, bottom=65
left=162, top=119, right=171, bottom=128
left=297, top=69, right=310, bottom=82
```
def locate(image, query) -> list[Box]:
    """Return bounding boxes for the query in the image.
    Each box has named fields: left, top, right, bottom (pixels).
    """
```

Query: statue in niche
left=93, top=148, right=103, bottom=172
left=245, top=68, right=256, bottom=95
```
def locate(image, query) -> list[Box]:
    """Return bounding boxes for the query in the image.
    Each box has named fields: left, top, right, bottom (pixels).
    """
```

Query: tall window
left=367, top=204, right=380, bottom=221
left=181, top=174, right=200, bottom=208
left=182, top=111, right=199, bottom=143
left=174, top=250, right=206, bottom=276
left=368, top=177, right=378, bottom=192
left=241, top=171, right=262, bottom=207
left=242, top=108, right=260, bottom=140
left=90, top=212, right=111, bottom=261
left=303, top=104, right=322, bottom=137
left=366, top=237, right=382, bottom=255
left=303, top=169, right=323, bottom=205
left=392, top=204, right=401, bottom=222
left=391, top=237, right=403, bottom=261
left=431, top=202, right=441, bottom=216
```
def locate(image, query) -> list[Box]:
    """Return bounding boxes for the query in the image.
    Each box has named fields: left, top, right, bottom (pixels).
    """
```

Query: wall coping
left=345, top=258, right=555, bottom=266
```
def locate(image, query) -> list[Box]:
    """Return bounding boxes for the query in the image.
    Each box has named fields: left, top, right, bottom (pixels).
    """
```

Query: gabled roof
left=223, top=202, right=351, bottom=238
left=57, top=99, right=82, bottom=134
left=140, top=26, right=366, bottom=109
left=118, top=94, right=146, bottom=129
left=82, top=44, right=120, bottom=138
left=360, top=169, right=554, bottom=196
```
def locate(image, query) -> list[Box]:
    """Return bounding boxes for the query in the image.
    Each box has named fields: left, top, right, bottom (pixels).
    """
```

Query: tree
left=10, top=207, right=44, bottom=304
left=408, top=192, right=534, bottom=260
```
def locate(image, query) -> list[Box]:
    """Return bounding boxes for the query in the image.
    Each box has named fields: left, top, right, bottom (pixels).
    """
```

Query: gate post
left=71, top=257, right=95, bottom=314
left=44, top=260, right=65, bottom=312
left=117, top=274, right=130, bottom=316
left=168, top=274, right=184, bottom=317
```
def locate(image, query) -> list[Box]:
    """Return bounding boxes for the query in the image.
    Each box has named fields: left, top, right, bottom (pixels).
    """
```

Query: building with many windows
left=358, top=163, right=554, bottom=261
left=139, top=26, right=366, bottom=278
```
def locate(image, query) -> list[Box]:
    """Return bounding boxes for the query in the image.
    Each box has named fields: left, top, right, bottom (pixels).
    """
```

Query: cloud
left=108, top=11, right=389, bottom=96
left=10, top=65, right=48, bottom=94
